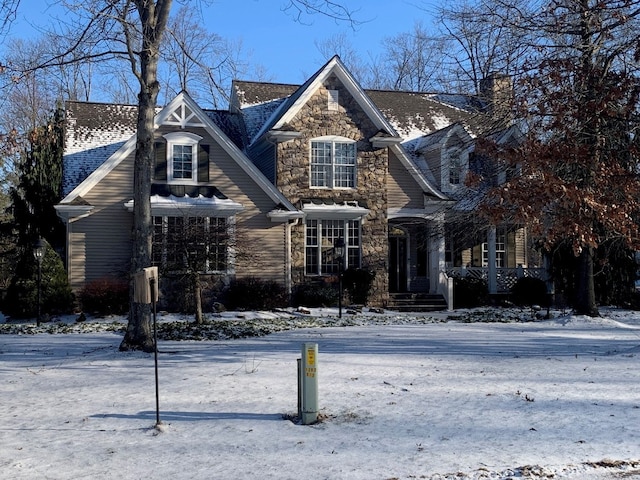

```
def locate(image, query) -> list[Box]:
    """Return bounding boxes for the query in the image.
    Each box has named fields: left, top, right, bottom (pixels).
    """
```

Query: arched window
left=163, top=132, right=203, bottom=183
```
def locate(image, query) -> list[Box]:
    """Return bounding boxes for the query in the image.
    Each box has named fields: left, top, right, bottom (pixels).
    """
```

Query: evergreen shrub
left=342, top=268, right=375, bottom=305
left=224, top=277, right=287, bottom=311
left=4, top=244, right=74, bottom=319
left=511, top=277, right=548, bottom=307
left=453, top=276, right=488, bottom=308
left=293, top=281, right=339, bottom=308
left=79, top=277, right=129, bottom=315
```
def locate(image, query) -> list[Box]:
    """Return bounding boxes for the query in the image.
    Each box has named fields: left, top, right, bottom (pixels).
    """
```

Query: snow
left=1, top=307, right=640, bottom=479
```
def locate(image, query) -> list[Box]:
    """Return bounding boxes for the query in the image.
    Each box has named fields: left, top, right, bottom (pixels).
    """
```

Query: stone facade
left=277, top=75, right=389, bottom=306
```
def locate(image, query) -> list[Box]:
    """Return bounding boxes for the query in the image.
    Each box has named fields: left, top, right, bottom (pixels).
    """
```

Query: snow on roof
left=63, top=102, right=139, bottom=196
left=124, top=194, right=244, bottom=216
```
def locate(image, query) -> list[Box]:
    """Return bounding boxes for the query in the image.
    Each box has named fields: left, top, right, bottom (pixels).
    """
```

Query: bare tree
left=378, top=21, right=446, bottom=92
left=314, top=32, right=372, bottom=84
left=0, top=0, right=20, bottom=37
left=435, top=0, right=532, bottom=94
left=160, top=6, right=267, bottom=108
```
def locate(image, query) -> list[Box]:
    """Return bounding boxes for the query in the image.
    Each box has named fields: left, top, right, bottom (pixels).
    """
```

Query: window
left=305, top=219, right=361, bottom=275
left=164, top=132, right=202, bottom=183
left=152, top=216, right=228, bottom=273
left=310, top=137, right=356, bottom=188
left=497, top=160, right=520, bottom=185
left=449, top=155, right=463, bottom=185
left=482, top=228, right=506, bottom=268
left=443, top=144, right=468, bottom=191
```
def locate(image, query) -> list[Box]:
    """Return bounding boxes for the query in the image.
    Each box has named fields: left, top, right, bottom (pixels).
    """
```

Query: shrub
left=224, top=277, right=287, bottom=311
left=293, top=281, right=339, bottom=308
left=342, top=268, right=375, bottom=305
left=79, top=277, right=129, bottom=315
left=158, top=275, right=192, bottom=312
left=453, top=276, right=488, bottom=309
left=4, top=243, right=75, bottom=319
left=511, top=277, right=548, bottom=307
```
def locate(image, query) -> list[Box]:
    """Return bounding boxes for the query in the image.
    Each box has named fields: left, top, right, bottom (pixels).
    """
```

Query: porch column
left=487, top=226, right=497, bottom=294
left=429, top=215, right=446, bottom=294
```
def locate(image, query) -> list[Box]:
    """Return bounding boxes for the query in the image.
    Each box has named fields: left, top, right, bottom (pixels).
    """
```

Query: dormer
left=487, top=123, right=525, bottom=186
left=417, top=123, right=473, bottom=193
left=154, top=132, right=209, bottom=185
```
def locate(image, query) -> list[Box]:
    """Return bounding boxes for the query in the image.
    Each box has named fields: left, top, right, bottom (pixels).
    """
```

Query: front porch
left=388, top=218, right=548, bottom=310
left=445, top=266, right=548, bottom=294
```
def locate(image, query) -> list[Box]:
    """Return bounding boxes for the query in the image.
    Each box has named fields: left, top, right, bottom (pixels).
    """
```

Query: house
left=55, top=56, right=543, bottom=310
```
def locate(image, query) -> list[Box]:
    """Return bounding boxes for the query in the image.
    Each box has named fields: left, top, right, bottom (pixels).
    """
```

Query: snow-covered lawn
left=1, top=307, right=640, bottom=479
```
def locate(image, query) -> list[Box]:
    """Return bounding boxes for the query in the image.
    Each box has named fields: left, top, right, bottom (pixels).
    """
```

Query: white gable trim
left=61, top=134, right=138, bottom=204
left=390, top=144, right=448, bottom=200
left=251, top=56, right=400, bottom=145
left=60, top=92, right=299, bottom=213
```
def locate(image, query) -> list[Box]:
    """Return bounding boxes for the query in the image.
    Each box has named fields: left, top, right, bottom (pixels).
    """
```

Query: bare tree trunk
left=575, top=247, right=599, bottom=317
left=120, top=0, right=172, bottom=352
left=119, top=88, right=156, bottom=351
left=193, top=272, right=203, bottom=324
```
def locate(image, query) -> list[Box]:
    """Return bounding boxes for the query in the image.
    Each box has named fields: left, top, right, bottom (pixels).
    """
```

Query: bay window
left=152, top=215, right=228, bottom=273
left=305, top=219, right=361, bottom=275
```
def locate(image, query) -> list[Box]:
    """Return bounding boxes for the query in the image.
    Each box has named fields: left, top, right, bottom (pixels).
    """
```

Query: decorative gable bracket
left=162, top=103, right=206, bottom=129
left=266, top=128, right=303, bottom=144
left=370, top=132, right=402, bottom=149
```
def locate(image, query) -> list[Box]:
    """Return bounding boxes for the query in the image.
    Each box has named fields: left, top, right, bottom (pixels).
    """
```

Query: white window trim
left=482, top=228, right=506, bottom=268
left=310, top=135, right=357, bottom=190
left=442, top=146, right=468, bottom=192
left=304, top=218, right=361, bottom=276
left=163, top=131, right=203, bottom=184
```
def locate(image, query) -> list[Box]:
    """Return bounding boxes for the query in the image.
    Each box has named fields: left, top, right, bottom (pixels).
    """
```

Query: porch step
left=387, top=293, right=448, bottom=312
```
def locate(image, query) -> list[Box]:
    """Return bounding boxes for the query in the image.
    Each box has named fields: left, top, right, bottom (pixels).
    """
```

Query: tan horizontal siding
left=69, top=124, right=287, bottom=292
left=69, top=232, right=86, bottom=291
left=387, top=151, right=424, bottom=210
left=515, top=227, right=527, bottom=267
left=73, top=155, right=135, bottom=287
left=204, top=137, right=286, bottom=282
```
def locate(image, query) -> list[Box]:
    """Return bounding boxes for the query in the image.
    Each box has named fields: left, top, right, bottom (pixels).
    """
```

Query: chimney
left=480, top=73, right=513, bottom=129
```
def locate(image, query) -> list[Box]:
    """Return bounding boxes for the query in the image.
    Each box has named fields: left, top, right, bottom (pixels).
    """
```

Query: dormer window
left=164, top=132, right=202, bottom=183
left=443, top=146, right=468, bottom=191
left=497, top=161, right=520, bottom=185
left=449, top=155, right=463, bottom=185
left=310, top=136, right=356, bottom=188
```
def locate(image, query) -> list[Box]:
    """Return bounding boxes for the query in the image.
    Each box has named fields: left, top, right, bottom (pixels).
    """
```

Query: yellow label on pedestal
left=306, top=347, right=315, bottom=366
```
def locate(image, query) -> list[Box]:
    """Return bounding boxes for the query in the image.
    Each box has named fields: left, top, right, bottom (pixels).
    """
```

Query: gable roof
left=59, top=91, right=298, bottom=213
left=240, top=56, right=401, bottom=146
left=62, top=101, right=140, bottom=196
left=231, top=57, right=490, bottom=201
left=232, top=72, right=486, bottom=147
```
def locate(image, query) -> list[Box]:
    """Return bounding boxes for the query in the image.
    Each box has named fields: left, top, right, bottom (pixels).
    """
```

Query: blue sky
left=206, top=0, right=437, bottom=83
left=8, top=0, right=438, bottom=84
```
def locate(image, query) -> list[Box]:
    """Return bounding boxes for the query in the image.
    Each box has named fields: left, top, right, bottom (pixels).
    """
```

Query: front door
left=389, top=228, right=408, bottom=293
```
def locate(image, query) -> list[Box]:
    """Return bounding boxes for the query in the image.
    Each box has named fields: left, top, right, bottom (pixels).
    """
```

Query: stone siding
left=276, top=75, right=389, bottom=306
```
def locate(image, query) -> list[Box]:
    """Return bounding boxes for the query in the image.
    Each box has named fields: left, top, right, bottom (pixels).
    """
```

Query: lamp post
left=33, top=238, right=46, bottom=327
left=334, top=238, right=345, bottom=318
